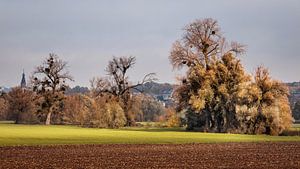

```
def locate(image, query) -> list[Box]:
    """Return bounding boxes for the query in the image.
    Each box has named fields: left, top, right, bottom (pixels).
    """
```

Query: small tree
left=251, top=67, right=292, bottom=135
left=0, top=93, right=8, bottom=121
left=165, top=108, right=181, bottom=127
left=236, top=66, right=293, bottom=135
left=89, top=94, right=126, bottom=128
left=6, top=87, right=37, bottom=124
left=139, top=95, right=166, bottom=122
left=32, top=53, right=73, bottom=125
left=91, top=56, right=156, bottom=126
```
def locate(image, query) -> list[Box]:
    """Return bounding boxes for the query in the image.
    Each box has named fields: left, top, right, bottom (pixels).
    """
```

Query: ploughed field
left=1, top=143, right=300, bottom=169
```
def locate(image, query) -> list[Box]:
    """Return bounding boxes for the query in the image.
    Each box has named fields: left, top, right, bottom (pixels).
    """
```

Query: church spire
left=21, top=69, right=26, bottom=88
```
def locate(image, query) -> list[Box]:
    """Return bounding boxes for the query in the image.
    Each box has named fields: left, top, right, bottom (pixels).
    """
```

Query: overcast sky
left=0, top=0, right=299, bottom=87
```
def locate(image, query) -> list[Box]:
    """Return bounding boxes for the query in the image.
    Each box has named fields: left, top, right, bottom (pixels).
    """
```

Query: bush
left=158, top=108, right=181, bottom=128
left=62, top=94, right=95, bottom=125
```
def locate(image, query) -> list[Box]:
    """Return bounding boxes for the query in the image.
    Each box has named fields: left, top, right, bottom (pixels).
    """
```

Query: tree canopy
left=170, top=18, right=292, bottom=135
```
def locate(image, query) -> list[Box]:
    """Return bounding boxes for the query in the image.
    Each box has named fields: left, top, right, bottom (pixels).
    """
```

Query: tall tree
left=32, top=53, right=73, bottom=125
left=170, top=18, right=246, bottom=132
left=91, top=56, right=156, bottom=126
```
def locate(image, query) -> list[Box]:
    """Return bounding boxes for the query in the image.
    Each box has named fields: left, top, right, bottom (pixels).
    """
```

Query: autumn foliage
left=170, top=18, right=292, bottom=135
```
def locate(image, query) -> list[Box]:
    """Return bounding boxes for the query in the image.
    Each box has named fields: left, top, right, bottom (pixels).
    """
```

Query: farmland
left=1, top=124, right=300, bottom=168
left=1, top=143, right=300, bottom=169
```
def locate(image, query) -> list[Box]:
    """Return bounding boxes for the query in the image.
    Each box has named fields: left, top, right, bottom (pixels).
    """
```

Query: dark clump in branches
left=91, top=56, right=157, bottom=126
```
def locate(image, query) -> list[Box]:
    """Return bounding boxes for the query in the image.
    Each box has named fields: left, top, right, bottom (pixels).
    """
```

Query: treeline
left=0, top=18, right=294, bottom=135
left=0, top=56, right=179, bottom=128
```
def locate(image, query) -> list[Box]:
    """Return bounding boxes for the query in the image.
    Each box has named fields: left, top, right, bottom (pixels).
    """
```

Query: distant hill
left=135, top=82, right=176, bottom=95
left=66, top=86, right=89, bottom=95
left=133, top=82, right=177, bottom=107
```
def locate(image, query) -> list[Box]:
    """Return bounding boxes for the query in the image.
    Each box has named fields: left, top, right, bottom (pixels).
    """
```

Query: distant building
left=20, top=70, right=26, bottom=88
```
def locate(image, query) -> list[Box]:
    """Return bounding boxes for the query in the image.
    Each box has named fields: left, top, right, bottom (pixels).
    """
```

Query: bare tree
left=91, top=56, right=156, bottom=126
left=32, top=53, right=73, bottom=125
left=170, top=18, right=245, bottom=70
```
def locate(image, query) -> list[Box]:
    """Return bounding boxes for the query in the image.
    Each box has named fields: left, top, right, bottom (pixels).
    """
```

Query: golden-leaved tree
left=170, top=18, right=292, bottom=135
left=237, top=66, right=293, bottom=135
left=170, top=18, right=247, bottom=132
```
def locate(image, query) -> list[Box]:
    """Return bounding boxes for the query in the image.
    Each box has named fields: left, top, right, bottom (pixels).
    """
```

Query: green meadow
left=0, top=124, right=300, bottom=146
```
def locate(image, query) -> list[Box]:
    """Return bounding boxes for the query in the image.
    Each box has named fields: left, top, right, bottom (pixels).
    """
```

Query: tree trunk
left=45, top=111, right=52, bottom=125
left=204, top=109, right=210, bottom=132
left=204, top=55, right=209, bottom=70
left=253, top=105, right=263, bottom=134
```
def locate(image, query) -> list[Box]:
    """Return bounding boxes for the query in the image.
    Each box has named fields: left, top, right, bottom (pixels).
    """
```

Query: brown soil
left=1, top=142, right=300, bottom=169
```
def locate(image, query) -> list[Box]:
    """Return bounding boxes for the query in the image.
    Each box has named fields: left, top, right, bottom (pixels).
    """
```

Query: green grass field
left=292, top=123, right=300, bottom=129
left=0, top=124, right=300, bottom=146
